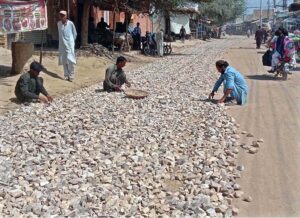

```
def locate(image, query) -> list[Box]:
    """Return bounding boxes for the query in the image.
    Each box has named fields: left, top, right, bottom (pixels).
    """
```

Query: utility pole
left=267, top=0, right=270, bottom=20
left=67, top=0, right=70, bottom=17
left=260, top=0, right=263, bottom=26
left=283, top=0, right=287, bottom=10
left=273, top=0, right=276, bottom=28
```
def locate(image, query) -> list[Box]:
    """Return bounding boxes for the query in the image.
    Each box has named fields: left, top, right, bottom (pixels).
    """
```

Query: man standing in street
left=133, top=22, right=142, bottom=50
left=255, top=26, right=264, bottom=49
left=15, top=61, right=53, bottom=104
left=57, top=10, right=77, bottom=82
left=180, top=25, right=186, bottom=43
left=247, top=28, right=251, bottom=38
left=103, top=56, right=131, bottom=92
left=262, top=28, right=268, bottom=44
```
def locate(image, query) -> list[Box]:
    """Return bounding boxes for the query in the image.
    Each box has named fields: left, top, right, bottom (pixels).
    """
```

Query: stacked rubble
left=77, top=44, right=114, bottom=59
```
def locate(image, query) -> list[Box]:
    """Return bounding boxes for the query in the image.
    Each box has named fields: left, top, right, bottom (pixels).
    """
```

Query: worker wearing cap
left=15, top=61, right=53, bottom=103
left=57, top=10, right=77, bottom=81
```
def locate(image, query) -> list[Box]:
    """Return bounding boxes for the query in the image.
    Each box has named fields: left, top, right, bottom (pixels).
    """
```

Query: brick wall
left=90, top=9, right=164, bottom=35
left=92, top=7, right=104, bottom=27
left=92, top=8, right=124, bottom=30
left=109, top=12, right=122, bottom=29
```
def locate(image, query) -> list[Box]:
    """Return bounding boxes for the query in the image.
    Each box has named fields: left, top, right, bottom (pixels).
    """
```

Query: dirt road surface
left=225, top=38, right=300, bottom=216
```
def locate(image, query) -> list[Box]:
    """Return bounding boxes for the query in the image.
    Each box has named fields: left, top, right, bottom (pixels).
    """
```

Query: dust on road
left=226, top=38, right=300, bottom=217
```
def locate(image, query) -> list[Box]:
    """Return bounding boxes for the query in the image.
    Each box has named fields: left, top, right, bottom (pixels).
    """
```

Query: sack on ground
left=262, top=50, right=272, bottom=66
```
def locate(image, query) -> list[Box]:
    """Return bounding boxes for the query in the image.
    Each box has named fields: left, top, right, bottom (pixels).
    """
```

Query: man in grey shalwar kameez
left=57, top=10, right=77, bottom=81
left=103, top=56, right=131, bottom=92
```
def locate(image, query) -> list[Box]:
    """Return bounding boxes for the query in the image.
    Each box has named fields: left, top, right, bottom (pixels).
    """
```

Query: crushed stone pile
left=0, top=38, right=244, bottom=217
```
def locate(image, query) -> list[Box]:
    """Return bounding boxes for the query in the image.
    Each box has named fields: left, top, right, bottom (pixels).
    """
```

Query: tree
left=81, top=0, right=92, bottom=46
left=149, top=0, right=211, bottom=15
left=199, top=0, right=246, bottom=25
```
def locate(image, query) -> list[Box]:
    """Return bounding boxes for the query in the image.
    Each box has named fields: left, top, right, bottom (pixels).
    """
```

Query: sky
left=246, top=0, right=293, bottom=14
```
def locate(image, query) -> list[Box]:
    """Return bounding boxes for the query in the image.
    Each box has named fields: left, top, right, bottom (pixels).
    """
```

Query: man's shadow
left=198, top=98, right=237, bottom=106
left=0, top=65, right=12, bottom=78
left=247, top=74, right=281, bottom=81
left=0, top=66, right=65, bottom=81
left=9, top=97, right=22, bottom=105
left=95, top=89, right=106, bottom=93
left=197, top=98, right=218, bottom=104
left=44, top=69, right=65, bottom=80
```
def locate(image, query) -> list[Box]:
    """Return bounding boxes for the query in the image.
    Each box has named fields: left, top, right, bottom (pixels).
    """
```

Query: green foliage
left=149, top=0, right=187, bottom=14
left=199, top=0, right=246, bottom=25
left=147, top=0, right=211, bottom=15
left=92, top=0, right=213, bottom=14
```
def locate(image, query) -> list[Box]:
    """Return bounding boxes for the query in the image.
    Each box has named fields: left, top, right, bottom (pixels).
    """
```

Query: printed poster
left=0, top=0, right=48, bottom=34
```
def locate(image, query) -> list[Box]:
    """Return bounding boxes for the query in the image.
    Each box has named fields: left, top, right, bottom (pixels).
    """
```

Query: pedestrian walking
left=57, top=10, right=77, bottom=82
left=255, top=26, right=264, bottom=49
left=262, top=28, right=268, bottom=44
left=180, top=26, right=186, bottom=43
left=209, top=60, right=248, bottom=105
left=247, top=29, right=251, bottom=38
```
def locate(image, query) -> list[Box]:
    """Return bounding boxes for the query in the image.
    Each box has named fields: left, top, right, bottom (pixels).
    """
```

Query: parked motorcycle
left=142, top=32, right=156, bottom=56
left=142, top=32, right=172, bottom=56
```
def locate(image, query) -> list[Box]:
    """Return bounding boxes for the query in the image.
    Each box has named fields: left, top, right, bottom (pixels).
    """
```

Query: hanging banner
left=0, top=0, right=48, bottom=34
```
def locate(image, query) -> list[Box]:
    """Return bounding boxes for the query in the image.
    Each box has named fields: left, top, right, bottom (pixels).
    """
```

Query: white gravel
left=0, top=38, right=243, bottom=217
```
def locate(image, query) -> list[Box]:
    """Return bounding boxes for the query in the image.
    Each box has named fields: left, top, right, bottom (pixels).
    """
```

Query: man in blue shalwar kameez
left=209, top=60, right=248, bottom=105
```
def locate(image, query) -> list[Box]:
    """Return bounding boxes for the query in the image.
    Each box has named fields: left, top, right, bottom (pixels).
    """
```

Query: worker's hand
left=218, top=98, right=225, bottom=104
left=126, top=82, right=131, bottom=88
left=38, top=96, right=49, bottom=104
left=115, top=86, right=122, bottom=92
left=209, top=91, right=215, bottom=100
left=47, top=95, right=53, bottom=102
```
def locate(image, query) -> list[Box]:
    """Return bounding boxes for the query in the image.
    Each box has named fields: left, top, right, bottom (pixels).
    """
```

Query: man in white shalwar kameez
left=57, top=11, right=77, bottom=81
